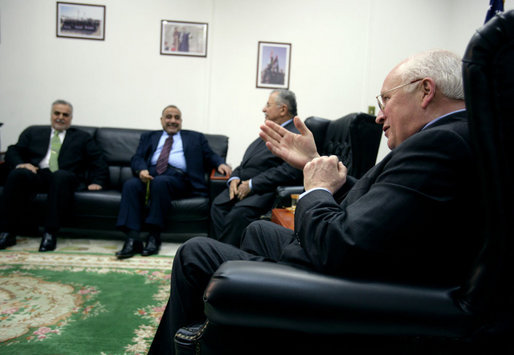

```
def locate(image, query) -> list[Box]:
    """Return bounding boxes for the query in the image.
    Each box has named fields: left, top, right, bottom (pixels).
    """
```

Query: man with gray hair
left=0, top=100, right=108, bottom=252
left=150, top=50, right=483, bottom=354
left=210, top=89, right=303, bottom=247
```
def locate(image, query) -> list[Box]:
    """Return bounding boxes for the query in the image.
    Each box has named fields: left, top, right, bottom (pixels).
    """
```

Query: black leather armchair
left=174, top=10, right=514, bottom=354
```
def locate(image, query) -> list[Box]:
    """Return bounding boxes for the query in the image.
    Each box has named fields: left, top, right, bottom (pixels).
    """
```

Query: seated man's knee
left=122, top=177, right=143, bottom=192
left=241, top=220, right=267, bottom=245
left=7, top=168, right=33, bottom=181
left=244, top=220, right=268, bottom=236
left=176, top=237, right=214, bottom=261
left=52, top=169, right=75, bottom=182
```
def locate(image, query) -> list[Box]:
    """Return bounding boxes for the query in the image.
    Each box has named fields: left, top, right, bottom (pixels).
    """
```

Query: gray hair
left=400, top=49, right=464, bottom=100
left=162, top=104, right=181, bottom=116
left=51, top=99, right=73, bottom=114
left=271, top=89, right=298, bottom=116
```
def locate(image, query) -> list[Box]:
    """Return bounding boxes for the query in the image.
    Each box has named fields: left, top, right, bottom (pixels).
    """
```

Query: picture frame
left=160, top=20, right=208, bottom=57
left=56, top=2, right=105, bottom=40
left=256, top=41, right=291, bottom=89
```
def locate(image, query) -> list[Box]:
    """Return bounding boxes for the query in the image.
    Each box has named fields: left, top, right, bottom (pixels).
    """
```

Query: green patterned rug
left=0, top=244, right=173, bottom=354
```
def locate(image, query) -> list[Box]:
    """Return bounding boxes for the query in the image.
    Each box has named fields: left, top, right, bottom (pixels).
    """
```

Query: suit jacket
left=5, top=125, right=108, bottom=188
left=131, top=129, right=225, bottom=197
left=283, top=111, right=482, bottom=286
left=215, top=120, right=303, bottom=207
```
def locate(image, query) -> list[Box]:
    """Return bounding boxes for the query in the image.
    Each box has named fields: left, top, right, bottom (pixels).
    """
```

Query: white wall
left=1, top=0, right=512, bottom=166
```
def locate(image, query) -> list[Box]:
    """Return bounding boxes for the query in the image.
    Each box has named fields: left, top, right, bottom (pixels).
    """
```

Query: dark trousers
left=149, top=220, right=298, bottom=355
left=210, top=189, right=273, bottom=247
left=116, top=166, right=190, bottom=234
left=1, top=168, right=78, bottom=234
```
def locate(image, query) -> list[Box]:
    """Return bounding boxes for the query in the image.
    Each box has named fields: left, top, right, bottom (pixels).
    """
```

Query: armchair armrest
left=210, top=168, right=230, bottom=181
left=204, top=261, right=475, bottom=338
left=209, top=168, right=229, bottom=202
left=273, top=185, right=304, bottom=208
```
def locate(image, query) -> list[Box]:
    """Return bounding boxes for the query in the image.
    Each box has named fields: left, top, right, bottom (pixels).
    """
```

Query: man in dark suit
left=149, top=49, right=484, bottom=354
left=210, top=89, right=302, bottom=246
left=0, top=100, right=108, bottom=252
left=115, top=105, right=231, bottom=259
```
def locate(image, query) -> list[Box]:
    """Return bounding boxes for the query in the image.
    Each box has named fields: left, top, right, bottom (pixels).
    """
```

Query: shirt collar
left=281, top=118, right=293, bottom=127
left=421, top=109, right=466, bottom=130
left=162, top=130, right=181, bottom=139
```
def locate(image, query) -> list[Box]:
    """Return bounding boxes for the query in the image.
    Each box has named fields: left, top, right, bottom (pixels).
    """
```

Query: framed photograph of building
left=56, top=2, right=106, bottom=40
left=160, top=20, right=208, bottom=57
left=256, top=41, right=291, bottom=89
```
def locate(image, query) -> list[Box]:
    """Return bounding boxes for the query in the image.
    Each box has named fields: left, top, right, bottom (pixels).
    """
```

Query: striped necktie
left=156, top=136, right=173, bottom=175
left=49, top=131, right=62, bottom=172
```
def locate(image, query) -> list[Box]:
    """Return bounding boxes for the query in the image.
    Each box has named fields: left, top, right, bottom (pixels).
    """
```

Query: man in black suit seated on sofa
left=210, top=89, right=302, bottom=246
left=0, top=99, right=109, bottom=252
left=115, top=104, right=232, bottom=259
left=149, top=49, right=484, bottom=354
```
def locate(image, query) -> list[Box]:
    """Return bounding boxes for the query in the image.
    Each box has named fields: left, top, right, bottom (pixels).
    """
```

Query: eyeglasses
left=376, top=78, right=423, bottom=111
left=53, top=111, right=71, bottom=118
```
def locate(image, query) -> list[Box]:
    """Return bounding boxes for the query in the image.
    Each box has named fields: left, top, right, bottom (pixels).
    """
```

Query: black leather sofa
left=0, top=125, right=229, bottom=243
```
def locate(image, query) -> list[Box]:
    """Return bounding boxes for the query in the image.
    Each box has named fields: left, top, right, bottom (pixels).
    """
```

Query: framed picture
left=56, top=2, right=105, bottom=40
left=256, top=41, right=291, bottom=89
left=160, top=20, right=208, bottom=57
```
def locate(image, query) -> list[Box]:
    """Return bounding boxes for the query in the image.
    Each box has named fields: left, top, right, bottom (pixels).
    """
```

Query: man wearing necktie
left=0, top=100, right=109, bottom=251
left=210, top=89, right=303, bottom=247
left=115, top=105, right=232, bottom=259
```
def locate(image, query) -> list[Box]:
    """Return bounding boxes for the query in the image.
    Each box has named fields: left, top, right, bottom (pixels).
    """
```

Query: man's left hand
left=303, top=155, right=347, bottom=194
left=217, top=163, right=232, bottom=176
left=237, top=180, right=251, bottom=200
left=87, top=184, right=103, bottom=191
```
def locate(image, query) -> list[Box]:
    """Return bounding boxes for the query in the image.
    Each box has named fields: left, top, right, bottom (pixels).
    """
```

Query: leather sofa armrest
left=203, top=260, right=475, bottom=337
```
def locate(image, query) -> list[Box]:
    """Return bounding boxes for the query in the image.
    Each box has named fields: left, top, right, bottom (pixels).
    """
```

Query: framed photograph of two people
left=160, top=20, right=208, bottom=57
left=256, top=41, right=291, bottom=89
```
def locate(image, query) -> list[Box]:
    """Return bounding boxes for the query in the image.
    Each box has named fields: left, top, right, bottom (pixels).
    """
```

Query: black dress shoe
left=39, top=232, right=57, bottom=252
left=0, top=232, right=16, bottom=249
left=141, top=234, right=161, bottom=257
left=116, top=238, right=143, bottom=259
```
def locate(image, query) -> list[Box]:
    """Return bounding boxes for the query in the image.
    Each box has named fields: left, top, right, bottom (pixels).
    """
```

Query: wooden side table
left=271, top=208, right=294, bottom=230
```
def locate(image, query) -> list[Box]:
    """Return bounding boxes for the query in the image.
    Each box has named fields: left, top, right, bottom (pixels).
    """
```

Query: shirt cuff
left=299, top=187, right=332, bottom=200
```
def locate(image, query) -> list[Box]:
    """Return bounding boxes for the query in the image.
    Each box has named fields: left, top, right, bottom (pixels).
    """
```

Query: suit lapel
left=181, top=131, right=190, bottom=159
left=241, top=138, right=264, bottom=166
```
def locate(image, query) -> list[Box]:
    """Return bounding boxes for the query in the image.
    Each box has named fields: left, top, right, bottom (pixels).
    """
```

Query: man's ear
left=420, top=78, right=436, bottom=109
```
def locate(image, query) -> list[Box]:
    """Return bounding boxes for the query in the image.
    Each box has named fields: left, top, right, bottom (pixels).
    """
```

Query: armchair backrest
left=460, top=10, right=514, bottom=321
left=306, top=113, right=382, bottom=179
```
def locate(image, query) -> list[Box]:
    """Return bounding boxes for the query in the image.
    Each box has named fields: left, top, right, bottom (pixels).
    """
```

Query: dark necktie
left=156, top=136, right=173, bottom=175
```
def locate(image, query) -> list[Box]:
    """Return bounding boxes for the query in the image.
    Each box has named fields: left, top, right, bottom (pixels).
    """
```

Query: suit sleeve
left=250, top=162, right=302, bottom=194
left=249, top=121, right=303, bottom=193
left=199, top=133, right=225, bottom=170
left=131, top=133, right=152, bottom=174
left=5, top=126, right=46, bottom=168
left=293, top=128, right=475, bottom=278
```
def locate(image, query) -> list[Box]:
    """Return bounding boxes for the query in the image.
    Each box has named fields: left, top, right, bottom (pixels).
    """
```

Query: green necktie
left=49, top=131, right=62, bottom=172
